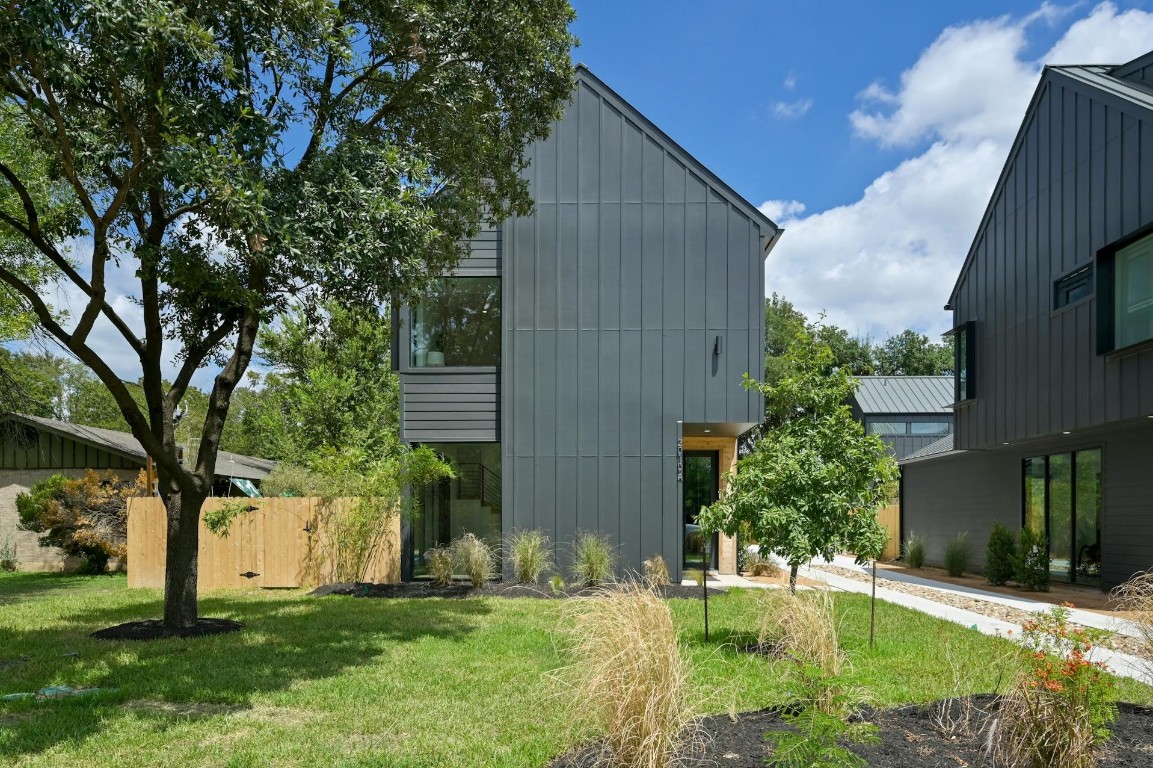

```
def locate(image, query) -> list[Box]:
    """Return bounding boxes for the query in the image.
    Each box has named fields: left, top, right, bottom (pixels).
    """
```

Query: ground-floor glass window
left=1022, top=448, right=1101, bottom=586
left=410, top=442, right=501, bottom=577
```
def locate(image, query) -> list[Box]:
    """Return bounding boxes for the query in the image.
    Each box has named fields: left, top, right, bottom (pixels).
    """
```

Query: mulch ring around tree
left=310, top=581, right=726, bottom=600
left=89, top=618, right=244, bottom=641
left=549, top=697, right=1153, bottom=768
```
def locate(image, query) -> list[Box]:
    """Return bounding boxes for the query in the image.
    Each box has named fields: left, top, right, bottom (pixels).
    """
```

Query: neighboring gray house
left=849, top=376, right=953, bottom=460
left=0, top=413, right=275, bottom=571
left=901, top=50, right=1153, bottom=590
left=394, top=66, right=783, bottom=581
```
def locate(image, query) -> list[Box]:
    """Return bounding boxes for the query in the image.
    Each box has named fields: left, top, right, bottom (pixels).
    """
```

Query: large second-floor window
left=1114, top=232, right=1153, bottom=349
left=410, top=277, right=501, bottom=367
left=1099, top=227, right=1153, bottom=353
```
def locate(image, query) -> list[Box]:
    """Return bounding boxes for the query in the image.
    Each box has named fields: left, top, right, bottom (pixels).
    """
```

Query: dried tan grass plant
left=1112, top=567, right=1153, bottom=664
left=642, top=554, right=670, bottom=587
left=556, top=582, right=700, bottom=768
left=756, top=588, right=848, bottom=715
left=426, top=546, right=453, bottom=586
left=450, top=533, right=496, bottom=588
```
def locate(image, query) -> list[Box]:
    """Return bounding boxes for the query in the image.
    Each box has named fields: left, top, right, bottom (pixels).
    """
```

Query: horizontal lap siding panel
left=455, top=226, right=501, bottom=274
left=400, top=371, right=500, bottom=442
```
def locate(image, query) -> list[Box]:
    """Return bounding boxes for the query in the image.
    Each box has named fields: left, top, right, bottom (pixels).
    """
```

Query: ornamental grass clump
left=557, top=582, right=698, bottom=768
left=746, top=551, right=781, bottom=577
left=450, top=533, right=496, bottom=588
left=1111, top=568, right=1153, bottom=670
left=902, top=532, right=926, bottom=569
left=571, top=531, right=616, bottom=587
left=943, top=532, right=970, bottom=577
left=757, top=588, right=845, bottom=714
left=642, top=554, right=670, bottom=587
left=507, top=529, right=552, bottom=584
left=992, top=604, right=1116, bottom=768
left=426, top=546, right=454, bottom=587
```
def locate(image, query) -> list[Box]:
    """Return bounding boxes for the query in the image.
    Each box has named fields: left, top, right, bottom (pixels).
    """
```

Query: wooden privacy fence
left=127, top=497, right=400, bottom=590
left=877, top=503, right=901, bottom=561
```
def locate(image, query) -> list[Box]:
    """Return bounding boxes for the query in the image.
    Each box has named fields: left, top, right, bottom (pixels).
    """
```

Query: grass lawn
left=1, top=573, right=1151, bottom=767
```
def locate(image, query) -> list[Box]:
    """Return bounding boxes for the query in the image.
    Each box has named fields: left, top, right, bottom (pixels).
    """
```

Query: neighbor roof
left=5, top=413, right=275, bottom=481
left=901, top=434, right=955, bottom=462
left=852, top=376, right=954, bottom=415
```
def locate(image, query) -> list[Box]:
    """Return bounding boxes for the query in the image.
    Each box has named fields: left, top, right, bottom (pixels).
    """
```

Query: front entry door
left=683, top=451, right=719, bottom=570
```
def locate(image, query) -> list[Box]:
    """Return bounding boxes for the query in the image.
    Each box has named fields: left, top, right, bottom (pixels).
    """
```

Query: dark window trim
left=1097, top=220, right=1153, bottom=355
left=1052, top=263, right=1094, bottom=312
left=949, top=320, right=976, bottom=403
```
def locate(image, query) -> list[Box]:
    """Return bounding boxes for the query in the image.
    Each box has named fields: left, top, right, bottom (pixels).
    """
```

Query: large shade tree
left=701, top=325, right=899, bottom=590
left=0, top=0, right=575, bottom=630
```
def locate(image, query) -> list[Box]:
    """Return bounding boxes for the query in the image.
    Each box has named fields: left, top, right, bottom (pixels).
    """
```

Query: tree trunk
left=162, top=486, right=207, bottom=630
left=789, top=564, right=798, bottom=595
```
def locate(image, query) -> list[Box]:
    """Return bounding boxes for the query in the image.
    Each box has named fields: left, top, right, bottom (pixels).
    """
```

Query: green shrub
left=0, top=537, right=17, bottom=572
left=985, top=523, right=1017, bottom=586
left=902, top=532, right=925, bottom=569
left=426, top=546, right=454, bottom=586
left=549, top=574, right=566, bottom=594
left=506, top=529, right=552, bottom=584
left=451, top=533, right=495, bottom=588
left=1016, top=527, right=1050, bottom=592
left=571, top=531, right=616, bottom=587
left=943, top=532, right=970, bottom=577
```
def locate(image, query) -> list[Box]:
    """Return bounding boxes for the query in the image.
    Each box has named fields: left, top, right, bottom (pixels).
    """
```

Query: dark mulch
left=310, top=581, right=725, bottom=600
left=549, top=698, right=1153, bottom=768
left=89, top=618, right=244, bottom=641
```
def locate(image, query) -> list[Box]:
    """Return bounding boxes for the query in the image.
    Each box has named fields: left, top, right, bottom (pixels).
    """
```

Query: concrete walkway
left=686, top=556, right=1152, bottom=685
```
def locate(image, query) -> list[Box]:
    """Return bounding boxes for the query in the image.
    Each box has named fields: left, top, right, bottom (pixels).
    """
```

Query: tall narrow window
left=410, top=277, right=501, bottom=367
left=1021, top=448, right=1101, bottom=586
left=952, top=321, right=976, bottom=401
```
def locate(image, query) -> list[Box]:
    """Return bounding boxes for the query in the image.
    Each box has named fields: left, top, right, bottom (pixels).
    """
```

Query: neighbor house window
left=1098, top=228, right=1153, bottom=353
left=868, top=422, right=907, bottom=435
left=1053, top=264, right=1093, bottom=310
left=910, top=422, right=951, bottom=435
left=952, top=320, right=976, bottom=401
left=410, top=277, right=501, bottom=367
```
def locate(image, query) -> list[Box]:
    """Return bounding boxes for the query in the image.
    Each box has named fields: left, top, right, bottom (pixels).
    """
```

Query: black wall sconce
left=713, top=335, right=723, bottom=356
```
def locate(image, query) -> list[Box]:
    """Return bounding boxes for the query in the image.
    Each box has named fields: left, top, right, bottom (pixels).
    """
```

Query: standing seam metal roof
left=852, top=376, right=954, bottom=415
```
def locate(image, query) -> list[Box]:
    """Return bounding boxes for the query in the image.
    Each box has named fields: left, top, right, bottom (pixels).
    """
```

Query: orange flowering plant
left=995, top=603, right=1116, bottom=768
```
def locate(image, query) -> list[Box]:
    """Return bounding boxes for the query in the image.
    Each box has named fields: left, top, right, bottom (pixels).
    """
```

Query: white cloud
left=783, top=72, right=797, bottom=90
left=758, top=199, right=807, bottom=224
left=768, top=2, right=1153, bottom=339
left=772, top=98, right=813, bottom=119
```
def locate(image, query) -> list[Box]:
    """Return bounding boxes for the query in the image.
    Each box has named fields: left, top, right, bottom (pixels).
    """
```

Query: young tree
left=0, top=1, right=575, bottom=630
left=701, top=325, right=899, bottom=590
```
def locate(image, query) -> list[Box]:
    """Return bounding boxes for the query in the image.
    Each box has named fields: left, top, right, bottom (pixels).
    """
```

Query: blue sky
left=568, top=1, right=1153, bottom=339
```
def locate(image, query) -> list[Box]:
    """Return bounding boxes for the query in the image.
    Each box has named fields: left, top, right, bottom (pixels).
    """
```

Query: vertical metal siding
left=954, top=73, right=1153, bottom=451
left=503, top=76, right=768, bottom=576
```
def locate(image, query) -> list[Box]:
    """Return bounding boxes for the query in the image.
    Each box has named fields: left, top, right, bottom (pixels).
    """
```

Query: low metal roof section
left=852, top=376, right=954, bottom=415
left=946, top=49, right=1153, bottom=308
left=5, top=413, right=276, bottom=481
left=900, top=434, right=955, bottom=463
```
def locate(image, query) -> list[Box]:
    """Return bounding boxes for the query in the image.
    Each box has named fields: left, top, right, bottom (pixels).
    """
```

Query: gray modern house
left=849, top=376, right=953, bottom=461
left=901, top=50, right=1153, bottom=590
left=394, top=66, right=782, bottom=581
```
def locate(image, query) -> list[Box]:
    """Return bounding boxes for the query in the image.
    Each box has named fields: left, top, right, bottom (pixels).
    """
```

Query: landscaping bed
left=311, top=581, right=724, bottom=600
left=550, top=698, right=1153, bottom=768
